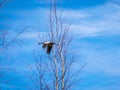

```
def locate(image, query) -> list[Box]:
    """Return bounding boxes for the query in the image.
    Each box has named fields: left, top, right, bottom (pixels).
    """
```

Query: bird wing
left=42, top=44, right=47, bottom=48
left=47, top=45, right=52, bottom=54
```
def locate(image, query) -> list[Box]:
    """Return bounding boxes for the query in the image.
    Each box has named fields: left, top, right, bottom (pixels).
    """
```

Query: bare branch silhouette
left=0, top=0, right=6, bottom=7
left=29, top=0, right=84, bottom=90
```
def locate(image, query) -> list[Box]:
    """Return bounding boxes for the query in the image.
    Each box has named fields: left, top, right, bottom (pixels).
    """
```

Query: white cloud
left=3, top=1, right=120, bottom=38
left=70, top=24, right=100, bottom=37
left=80, top=47, right=120, bottom=76
left=19, top=31, right=48, bottom=40
left=64, top=2, right=120, bottom=37
left=79, top=85, right=120, bottom=90
left=3, top=0, right=120, bottom=77
left=62, top=10, right=90, bottom=19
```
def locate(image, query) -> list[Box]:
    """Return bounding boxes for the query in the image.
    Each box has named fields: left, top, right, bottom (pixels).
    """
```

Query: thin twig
left=4, top=26, right=29, bottom=48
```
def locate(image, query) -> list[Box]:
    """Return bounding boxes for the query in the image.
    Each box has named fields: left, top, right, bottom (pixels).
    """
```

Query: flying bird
left=38, top=41, right=59, bottom=54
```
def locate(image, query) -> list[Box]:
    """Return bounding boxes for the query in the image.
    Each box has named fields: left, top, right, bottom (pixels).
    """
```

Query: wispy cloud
left=70, top=24, right=99, bottom=37
left=78, top=85, right=120, bottom=90
left=2, top=0, right=120, bottom=38
left=1, top=1, right=120, bottom=90
left=7, top=1, right=120, bottom=76
left=78, top=43, right=120, bottom=76
left=65, top=2, right=120, bottom=37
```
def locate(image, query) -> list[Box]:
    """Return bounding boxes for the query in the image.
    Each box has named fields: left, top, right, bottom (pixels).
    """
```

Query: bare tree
left=0, top=0, right=30, bottom=53
left=0, top=1, right=31, bottom=89
left=0, top=27, right=30, bottom=90
left=0, top=26, right=29, bottom=55
left=29, top=0, right=84, bottom=90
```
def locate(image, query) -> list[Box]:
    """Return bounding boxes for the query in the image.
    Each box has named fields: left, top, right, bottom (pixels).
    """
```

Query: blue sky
left=0, top=0, right=120, bottom=90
